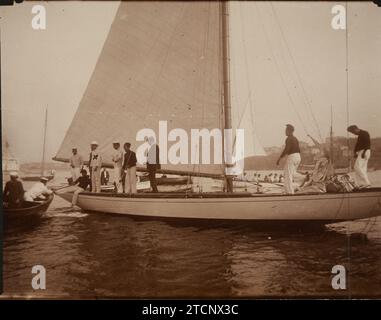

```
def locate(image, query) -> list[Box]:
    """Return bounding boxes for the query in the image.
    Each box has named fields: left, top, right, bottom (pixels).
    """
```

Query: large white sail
left=55, top=1, right=224, bottom=176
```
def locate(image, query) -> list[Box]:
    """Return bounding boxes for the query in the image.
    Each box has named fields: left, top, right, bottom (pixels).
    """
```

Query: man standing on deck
left=147, top=136, right=160, bottom=193
left=347, top=125, right=371, bottom=188
left=70, top=148, right=83, bottom=182
left=111, top=141, right=123, bottom=193
left=276, top=124, right=301, bottom=194
left=122, top=142, right=137, bottom=194
left=89, top=141, right=102, bottom=193
left=3, top=172, right=25, bottom=208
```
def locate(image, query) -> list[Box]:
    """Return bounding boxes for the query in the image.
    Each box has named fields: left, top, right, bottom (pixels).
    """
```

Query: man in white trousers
left=70, top=148, right=83, bottom=182
left=111, top=141, right=123, bottom=193
left=88, top=141, right=102, bottom=193
left=276, top=124, right=301, bottom=194
left=347, top=125, right=371, bottom=188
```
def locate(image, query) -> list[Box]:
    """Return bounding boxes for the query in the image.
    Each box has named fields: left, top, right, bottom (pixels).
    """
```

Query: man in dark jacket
left=3, top=172, right=24, bottom=208
left=146, top=137, right=160, bottom=192
left=276, top=124, right=301, bottom=194
left=122, top=142, right=138, bottom=194
left=347, top=125, right=371, bottom=188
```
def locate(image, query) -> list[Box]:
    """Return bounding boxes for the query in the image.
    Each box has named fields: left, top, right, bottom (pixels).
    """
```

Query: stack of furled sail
left=55, top=1, right=224, bottom=177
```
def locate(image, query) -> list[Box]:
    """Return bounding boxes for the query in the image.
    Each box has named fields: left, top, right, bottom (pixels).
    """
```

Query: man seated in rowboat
left=3, top=172, right=25, bottom=208
left=24, top=177, right=53, bottom=202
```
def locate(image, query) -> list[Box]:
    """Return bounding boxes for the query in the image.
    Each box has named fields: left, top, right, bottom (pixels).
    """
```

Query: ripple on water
left=3, top=195, right=381, bottom=297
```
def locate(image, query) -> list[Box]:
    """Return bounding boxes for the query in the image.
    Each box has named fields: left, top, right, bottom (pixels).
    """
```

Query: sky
left=1, top=1, right=381, bottom=163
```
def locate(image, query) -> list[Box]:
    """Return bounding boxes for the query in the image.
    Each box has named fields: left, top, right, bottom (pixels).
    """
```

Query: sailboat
left=54, top=1, right=381, bottom=223
left=2, top=140, right=20, bottom=185
left=21, top=107, right=55, bottom=182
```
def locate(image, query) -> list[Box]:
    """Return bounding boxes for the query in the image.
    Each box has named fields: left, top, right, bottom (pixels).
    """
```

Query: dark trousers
left=7, top=200, right=22, bottom=209
left=147, top=164, right=158, bottom=192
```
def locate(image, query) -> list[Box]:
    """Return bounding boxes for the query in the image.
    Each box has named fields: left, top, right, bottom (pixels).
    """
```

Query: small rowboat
left=3, top=194, right=54, bottom=224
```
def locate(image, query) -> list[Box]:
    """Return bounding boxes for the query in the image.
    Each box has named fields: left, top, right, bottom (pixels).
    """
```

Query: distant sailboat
left=54, top=1, right=381, bottom=223
left=1, top=34, right=19, bottom=185
left=21, top=107, right=54, bottom=182
left=2, top=140, right=20, bottom=185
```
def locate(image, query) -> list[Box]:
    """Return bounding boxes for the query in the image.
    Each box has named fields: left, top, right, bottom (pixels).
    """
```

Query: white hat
left=10, top=171, right=18, bottom=177
left=113, top=141, right=120, bottom=144
left=40, top=177, right=49, bottom=182
left=90, top=141, right=99, bottom=145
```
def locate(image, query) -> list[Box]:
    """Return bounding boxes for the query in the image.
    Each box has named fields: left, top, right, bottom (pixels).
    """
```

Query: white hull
left=57, top=189, right=381, bottom=222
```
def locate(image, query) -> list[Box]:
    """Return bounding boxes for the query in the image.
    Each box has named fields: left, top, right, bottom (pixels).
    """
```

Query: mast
left=0, top=29, right=3, bottom=174
left=221, top=0, right=233, bottom=192
left=41, top=106, right=48, bottom=176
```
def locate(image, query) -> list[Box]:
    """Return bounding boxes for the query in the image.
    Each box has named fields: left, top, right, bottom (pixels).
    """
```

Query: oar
left=51, top=184, right=73, bottom=193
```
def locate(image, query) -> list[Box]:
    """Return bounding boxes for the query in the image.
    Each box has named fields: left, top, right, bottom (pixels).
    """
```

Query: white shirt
left=112, top=148, right=123, bottom=168
left=26, top=182, right=53, bottom=199
left=89, top=150, right=102, bottom=168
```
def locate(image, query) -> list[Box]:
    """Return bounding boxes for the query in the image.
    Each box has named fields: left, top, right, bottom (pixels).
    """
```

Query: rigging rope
left=236, top=2, right=261, bottom=155
left=254, top=3, right=310, bottom=137
left=269, top=2, right=324, bottom=143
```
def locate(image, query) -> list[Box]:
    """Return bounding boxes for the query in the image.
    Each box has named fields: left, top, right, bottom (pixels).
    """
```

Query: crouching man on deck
left=71, top=169, right=91, bottom=207
left=276, top=124, right=301, bottom=194
left=347, top=125, right=371, bottom=189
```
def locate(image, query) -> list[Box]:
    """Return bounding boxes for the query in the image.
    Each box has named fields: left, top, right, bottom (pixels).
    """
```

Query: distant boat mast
left=330, top=105, right=334, bottom=166
left=41, top=106, right=48, bottom=176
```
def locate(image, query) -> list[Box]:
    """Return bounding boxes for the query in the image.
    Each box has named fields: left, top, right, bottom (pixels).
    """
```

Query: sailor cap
left=10, top=171, right=18, bottom=177
left=90, top=141, right=99, bottom=145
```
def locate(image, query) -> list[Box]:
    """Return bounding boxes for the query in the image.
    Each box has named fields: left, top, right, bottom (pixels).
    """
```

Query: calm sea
left=2, top=170, right=381, bottom=298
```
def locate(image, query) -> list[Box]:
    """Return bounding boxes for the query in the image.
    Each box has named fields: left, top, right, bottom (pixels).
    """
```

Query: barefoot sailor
left=276, top=124, right=301, bottom=194
left=347, top=125, right=371, bottom=188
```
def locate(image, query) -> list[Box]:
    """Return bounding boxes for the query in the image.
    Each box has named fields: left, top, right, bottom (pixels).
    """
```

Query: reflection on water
left=3, top=175, right=381, bottom=298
